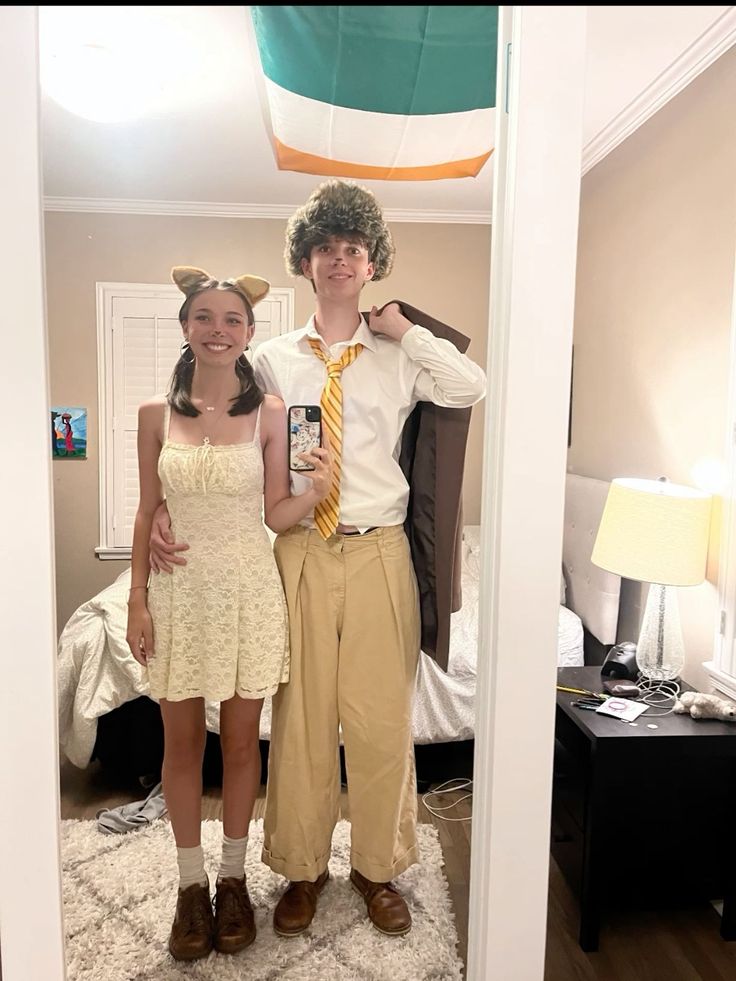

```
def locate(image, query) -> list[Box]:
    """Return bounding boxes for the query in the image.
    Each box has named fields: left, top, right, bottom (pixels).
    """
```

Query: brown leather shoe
left=214, top=876, right=256, bottom=954
left=350, top=868, right=412, bottom=936
left=273, top=870, right=329, bottom=936
left=168, top=881, right=214, bottom=961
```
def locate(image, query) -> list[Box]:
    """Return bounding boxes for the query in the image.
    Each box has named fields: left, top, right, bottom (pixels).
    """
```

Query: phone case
left=289, top=406, right=321, bottom=471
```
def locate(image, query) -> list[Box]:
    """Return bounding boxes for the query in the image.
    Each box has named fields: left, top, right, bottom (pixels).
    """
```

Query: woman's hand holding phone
left=299, top=430, right=333, bottom=501
left=287, top=405, right=332, bottom=501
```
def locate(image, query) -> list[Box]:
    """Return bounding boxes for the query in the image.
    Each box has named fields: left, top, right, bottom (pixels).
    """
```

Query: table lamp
left=591, top=477, right=711, bottom=681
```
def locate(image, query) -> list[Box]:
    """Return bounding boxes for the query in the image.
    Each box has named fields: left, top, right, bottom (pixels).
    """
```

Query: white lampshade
left=591, top=478, right=711, bottom=586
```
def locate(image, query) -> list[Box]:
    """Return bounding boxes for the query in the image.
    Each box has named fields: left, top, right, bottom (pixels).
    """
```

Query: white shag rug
left=60, top=818, right=464, bottom=981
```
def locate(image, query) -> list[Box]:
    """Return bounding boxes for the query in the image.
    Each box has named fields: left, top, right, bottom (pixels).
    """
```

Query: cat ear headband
left=171, top=266, right=270, bottom=307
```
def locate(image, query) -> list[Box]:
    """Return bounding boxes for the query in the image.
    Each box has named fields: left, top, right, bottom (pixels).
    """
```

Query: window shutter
left=111, top=297, right=181, bottom=547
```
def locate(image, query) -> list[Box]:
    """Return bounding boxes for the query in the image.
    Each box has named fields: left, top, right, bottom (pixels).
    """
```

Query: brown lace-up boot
left=273, top=870, right=329, bottom=936
left=168, top=880, right=215, bottom=961
left=214, top=876, right=256, bottom=954
left=350, top=868, right=412, bottom=936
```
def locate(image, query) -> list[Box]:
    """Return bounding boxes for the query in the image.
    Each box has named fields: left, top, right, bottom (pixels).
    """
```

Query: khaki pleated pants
left=262, top=524, right=421, bottom=882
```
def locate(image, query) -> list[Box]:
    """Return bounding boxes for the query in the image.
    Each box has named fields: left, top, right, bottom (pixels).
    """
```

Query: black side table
left=553, top=666, right=736, bottom=951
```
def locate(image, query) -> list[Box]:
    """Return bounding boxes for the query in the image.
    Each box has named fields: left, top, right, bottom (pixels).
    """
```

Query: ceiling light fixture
left=39, top=7, right=175, bottom=123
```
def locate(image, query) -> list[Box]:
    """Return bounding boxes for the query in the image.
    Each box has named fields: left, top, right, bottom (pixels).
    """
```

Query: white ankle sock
left=218, top=834, right=248, bottom=880
left=177, top=845, right=207, bottom=890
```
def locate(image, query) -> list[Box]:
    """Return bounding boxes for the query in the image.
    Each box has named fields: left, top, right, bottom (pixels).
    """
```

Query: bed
left=57, top=473, right=621, bottom=780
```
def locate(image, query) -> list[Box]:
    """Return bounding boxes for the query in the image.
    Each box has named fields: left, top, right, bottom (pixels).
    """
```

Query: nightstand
left=553, top=666, right=736, bottom=951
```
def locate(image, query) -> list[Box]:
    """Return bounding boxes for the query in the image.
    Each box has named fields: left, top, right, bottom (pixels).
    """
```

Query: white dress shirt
left=253, top=315, right=487, bottom=529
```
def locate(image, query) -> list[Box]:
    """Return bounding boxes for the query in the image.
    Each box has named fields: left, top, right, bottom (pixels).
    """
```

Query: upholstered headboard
left=563, top=473, right=621, bottom=646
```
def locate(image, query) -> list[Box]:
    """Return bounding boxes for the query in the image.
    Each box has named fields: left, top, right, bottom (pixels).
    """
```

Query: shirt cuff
left=399, top=323, right=433, bottom=353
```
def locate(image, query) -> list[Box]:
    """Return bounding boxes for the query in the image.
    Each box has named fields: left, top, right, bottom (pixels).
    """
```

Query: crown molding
left=43, top=196, right=492, bottom=224
left=582, top=8, right=736, bottom=175
left=386, top=208, right=491, bottom=224
left=43, top=197, right=295, bottom=219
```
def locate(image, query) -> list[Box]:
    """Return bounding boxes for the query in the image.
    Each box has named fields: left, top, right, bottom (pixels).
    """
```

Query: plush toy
left=674, top=691, right=736, bottom=721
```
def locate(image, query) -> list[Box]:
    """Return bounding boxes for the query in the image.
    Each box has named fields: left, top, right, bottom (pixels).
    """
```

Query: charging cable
left=421, top=778, right=473, bottom=822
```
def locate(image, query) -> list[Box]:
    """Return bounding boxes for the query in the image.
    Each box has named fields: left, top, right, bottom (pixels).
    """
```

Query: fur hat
left=171, top=266, right=270, bottom=307
left=284, top=180, right=395, bottom=281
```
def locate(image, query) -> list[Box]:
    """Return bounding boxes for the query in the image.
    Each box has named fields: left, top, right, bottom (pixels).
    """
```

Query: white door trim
left=467, top=7, right=586, bottom=978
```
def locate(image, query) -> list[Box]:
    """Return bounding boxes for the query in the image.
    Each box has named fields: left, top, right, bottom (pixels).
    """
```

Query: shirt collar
left=303, top=314, right=378, bottom=354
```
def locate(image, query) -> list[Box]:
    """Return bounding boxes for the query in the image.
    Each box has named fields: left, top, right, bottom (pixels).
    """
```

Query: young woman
left=126, top=265, right=331, bottom=961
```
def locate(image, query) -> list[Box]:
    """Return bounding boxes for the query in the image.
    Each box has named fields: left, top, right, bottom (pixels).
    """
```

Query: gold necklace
left=195, top=398, right=231, bottom=445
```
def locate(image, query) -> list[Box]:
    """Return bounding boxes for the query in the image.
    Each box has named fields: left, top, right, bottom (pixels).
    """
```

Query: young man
left=254, top=180, right=486, bottom=937
left=151, top=179, right=486, bottom=936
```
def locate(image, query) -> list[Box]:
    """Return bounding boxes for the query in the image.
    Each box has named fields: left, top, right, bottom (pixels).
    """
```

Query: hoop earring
left=180, top=341, right=195, bottom=364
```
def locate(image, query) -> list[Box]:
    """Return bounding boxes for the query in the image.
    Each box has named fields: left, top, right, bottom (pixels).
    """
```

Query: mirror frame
left=1, top=7, right=66, bottom=979
left=0, top=6, right=586, bottom=979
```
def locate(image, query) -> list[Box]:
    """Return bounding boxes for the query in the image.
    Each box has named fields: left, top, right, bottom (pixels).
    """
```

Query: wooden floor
left=60, top=762, right=736, bottom=980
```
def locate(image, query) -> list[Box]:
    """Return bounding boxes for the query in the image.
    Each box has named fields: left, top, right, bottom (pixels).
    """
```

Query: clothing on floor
left=96, top=781, right=167, bottom=835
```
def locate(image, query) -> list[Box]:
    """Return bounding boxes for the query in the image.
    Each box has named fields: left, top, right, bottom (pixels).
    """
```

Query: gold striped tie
left=308, top=337, right=364, bottom=539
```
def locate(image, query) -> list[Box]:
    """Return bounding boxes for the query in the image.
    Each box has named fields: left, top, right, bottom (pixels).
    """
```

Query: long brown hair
left=168, top=280, right=264, bottom=418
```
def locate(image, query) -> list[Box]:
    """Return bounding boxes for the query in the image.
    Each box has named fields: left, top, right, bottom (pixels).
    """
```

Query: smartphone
left=288, top=405, right=322, bottom=471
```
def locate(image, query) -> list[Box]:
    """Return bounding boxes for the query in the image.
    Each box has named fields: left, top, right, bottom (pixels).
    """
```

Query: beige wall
left=568, top=48, right=736, bottom=689
left=45, top=213, right=490, bottom=630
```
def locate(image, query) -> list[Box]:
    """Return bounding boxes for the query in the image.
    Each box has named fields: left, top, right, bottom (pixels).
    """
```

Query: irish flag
left=250, top=6, right=498, bottom=181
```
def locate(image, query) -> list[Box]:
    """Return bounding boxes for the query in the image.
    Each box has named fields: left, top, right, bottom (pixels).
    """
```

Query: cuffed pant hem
left=350, top=842, right=420, bottom=882
left=261, top=844, right=331, bottom=882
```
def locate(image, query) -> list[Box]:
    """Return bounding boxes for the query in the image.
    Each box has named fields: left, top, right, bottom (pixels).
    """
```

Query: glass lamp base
left=635, top=583, right=685, bottom=681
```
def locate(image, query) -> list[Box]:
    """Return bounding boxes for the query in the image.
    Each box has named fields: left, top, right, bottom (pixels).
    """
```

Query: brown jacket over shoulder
left=363, top=300, right=475, bottom=672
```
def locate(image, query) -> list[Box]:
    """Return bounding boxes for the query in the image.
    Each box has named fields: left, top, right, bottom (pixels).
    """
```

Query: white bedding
left=58, top=529, right=584, bottom=767
left=408, top=528, right=584, bottom=745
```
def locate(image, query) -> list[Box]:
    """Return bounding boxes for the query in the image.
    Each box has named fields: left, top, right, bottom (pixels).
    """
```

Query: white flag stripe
left=265, top=78, right=494, bottom=169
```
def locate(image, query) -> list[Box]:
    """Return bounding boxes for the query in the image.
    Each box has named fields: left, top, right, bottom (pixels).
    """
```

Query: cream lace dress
left=146, top=403, right=289, bottom=702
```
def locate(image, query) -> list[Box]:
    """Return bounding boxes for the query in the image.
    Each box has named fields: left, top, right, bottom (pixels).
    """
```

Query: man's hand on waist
left=149, top=500, right=189, bottom=574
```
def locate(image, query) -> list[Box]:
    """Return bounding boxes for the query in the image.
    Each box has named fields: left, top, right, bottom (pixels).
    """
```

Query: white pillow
left=463, top=527, right=567, bottom=605
left=462, top=526, right=481, bottom=580
left=463, top=525, right=481, bottom=555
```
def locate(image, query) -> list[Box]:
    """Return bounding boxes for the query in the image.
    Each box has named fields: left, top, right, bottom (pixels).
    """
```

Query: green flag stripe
left=251, top=5, right=497, bottom=116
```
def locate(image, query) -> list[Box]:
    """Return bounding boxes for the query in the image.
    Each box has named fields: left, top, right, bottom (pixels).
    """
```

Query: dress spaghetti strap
left=163, top=401, right=172, bottom=443
left=253, top=402, right=263, bottom=448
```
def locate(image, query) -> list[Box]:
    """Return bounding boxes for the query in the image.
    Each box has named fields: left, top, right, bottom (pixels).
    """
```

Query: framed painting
left=51, top=406, right=87, bottom=459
